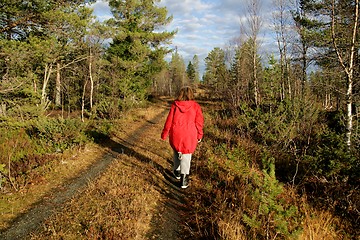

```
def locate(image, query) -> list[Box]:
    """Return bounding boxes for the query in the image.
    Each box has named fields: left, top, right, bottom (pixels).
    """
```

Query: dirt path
left=0, top=99, right=191, bottom=239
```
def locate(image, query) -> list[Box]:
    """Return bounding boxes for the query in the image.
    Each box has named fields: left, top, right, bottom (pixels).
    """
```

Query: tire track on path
left=0, top=106, right=177, bottom=240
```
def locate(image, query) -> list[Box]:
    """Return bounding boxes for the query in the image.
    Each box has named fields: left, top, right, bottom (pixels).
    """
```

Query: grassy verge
left=0, top=114, right=115, bottom=230
left=0, top=144, right=108, bottom=230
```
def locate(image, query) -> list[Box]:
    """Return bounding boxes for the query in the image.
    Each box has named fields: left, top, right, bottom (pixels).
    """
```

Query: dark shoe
left=180, top=174, right=189, bottom=189
left=173, top=170, right=181, bottom=180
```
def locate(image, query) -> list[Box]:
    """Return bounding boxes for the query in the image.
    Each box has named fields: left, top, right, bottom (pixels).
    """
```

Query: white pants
left=173, top=150, right=192, bottom=175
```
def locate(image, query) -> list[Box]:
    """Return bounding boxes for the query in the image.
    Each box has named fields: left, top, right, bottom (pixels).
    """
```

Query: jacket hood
left=174, top=100, right=195, bottom=113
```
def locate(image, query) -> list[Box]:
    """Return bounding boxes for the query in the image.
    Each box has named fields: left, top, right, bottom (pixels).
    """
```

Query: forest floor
left=0, top=97, right=195, bottom=239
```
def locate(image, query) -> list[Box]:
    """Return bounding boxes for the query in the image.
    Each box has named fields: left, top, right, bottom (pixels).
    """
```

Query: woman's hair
left=176, top=86, right=194, bottom=101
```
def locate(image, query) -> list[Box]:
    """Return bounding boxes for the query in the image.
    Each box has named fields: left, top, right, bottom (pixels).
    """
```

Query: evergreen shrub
left=29, top=117, right=89, bottom=152
left=242, top=155, right=302, bottom=239
left=94, top=97, right=122, bottom=119
left=307, top=130, right=356, bottom=180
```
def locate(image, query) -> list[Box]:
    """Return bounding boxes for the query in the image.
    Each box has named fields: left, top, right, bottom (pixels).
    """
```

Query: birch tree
left=330, top=0, right=359, bottom=147
left=241, top=0, right=263, bottom=106
left=272, top=0, right=292, bottom=101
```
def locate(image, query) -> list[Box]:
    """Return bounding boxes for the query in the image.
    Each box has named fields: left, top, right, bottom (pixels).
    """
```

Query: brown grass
left=184, top=99, right=349, bottom=240
left=30, top=156, right=160, bottom=240
left=0, top=143, right=107, bottom=230
left=300, top=207, right=342, bottom=240
left=27, top=99, right=176, bottom=239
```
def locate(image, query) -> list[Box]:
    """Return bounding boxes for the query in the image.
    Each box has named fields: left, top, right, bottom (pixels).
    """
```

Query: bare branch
left=0, top=83, right=24, bottom=94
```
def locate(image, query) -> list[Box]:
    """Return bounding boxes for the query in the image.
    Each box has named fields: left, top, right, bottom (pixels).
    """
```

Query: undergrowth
left=186, top=101, right=355, bottom=239
left=0, top=117, right=114, bottom=192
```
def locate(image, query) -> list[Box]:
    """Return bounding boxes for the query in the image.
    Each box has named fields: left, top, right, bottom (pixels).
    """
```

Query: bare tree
left=272, top=0, right=292, bottom=101
left=330, top=0, right=359, bottom=147
left=240, top=0, right=263, bottom=107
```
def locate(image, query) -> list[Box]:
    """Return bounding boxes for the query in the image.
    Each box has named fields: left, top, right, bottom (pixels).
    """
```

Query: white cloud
left=159, top=0, right=214, bottom=16
left=91, top=0, right=281, bottom=75
left=90, top=0, right=112, bottom=22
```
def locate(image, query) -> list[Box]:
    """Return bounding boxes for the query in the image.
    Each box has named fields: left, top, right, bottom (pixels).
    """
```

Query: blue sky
left=90, top=0, right=281, bottom=74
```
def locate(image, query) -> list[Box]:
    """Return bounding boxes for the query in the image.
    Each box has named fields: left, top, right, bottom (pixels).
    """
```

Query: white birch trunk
left=331, top=0, right=358, bottom=147
left=253, top=47, right=259, bottom=106
left=81, top=80, right=88, bottom=122
left=89, top=49, right=94, bottom=110
left=41, top=63, right=53, bottom=109
left=55, top=62, right=61, bottom=107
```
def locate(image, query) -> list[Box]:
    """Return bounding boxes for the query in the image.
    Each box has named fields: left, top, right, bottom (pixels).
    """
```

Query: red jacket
left=161, top=100, right=204, bottom=154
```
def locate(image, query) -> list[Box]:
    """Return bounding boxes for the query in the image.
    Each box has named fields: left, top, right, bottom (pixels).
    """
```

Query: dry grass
left=0, top=143, right=107, bottom=230
left=26, top=99, right=175, bottom=239
left=214, top=202, right=345, bottom=240
left=30, top=156, right=160, bottom=240
left=184, top=100, right=349, bottom=240
left=1, top=100, right=173, bottom=239
left=217, top=214, right=248, bottom=240
left=300, top=206, right=343, bottom=240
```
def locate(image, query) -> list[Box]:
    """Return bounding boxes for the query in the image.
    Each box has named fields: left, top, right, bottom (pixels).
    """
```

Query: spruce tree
left=186, top=61, right=196, bottom=83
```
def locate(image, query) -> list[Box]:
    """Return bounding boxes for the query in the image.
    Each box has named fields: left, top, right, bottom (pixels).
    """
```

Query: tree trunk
left=346, top=76, right=353, bottom=147
left=81, top=80, right=88, bottom=122
left=55, top=62, right=61, bottom=107
left=41, top=63, right=52, bottom=109
left=301, top=44, right=307, bottom=97
left=253, top=46, right=259, bottom=106
left=89, top=49, right=94, bottom=110
left=331, top=0, right=358, bottom=147
left=33, top=77, right=37, bottom=93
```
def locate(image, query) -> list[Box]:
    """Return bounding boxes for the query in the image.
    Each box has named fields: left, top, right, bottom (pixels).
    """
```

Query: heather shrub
left=0, top=126, right=47, bottom=190
left=0, top=117, right=91, bottom=191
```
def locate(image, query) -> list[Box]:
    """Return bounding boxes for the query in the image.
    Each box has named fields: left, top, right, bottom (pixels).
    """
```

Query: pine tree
left=0, top=0, right=90, bottom=40
left=203, top=47, right=228, bottom=97
left=105, top=0, right=175, bottom=106
left=229, top=46, right=250, bottom=107
left=291, top=0, right=324, bottom=96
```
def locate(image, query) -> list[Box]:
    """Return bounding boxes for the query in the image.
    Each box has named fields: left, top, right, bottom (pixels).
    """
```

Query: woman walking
left=161, top=86, right=204, bottom=188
